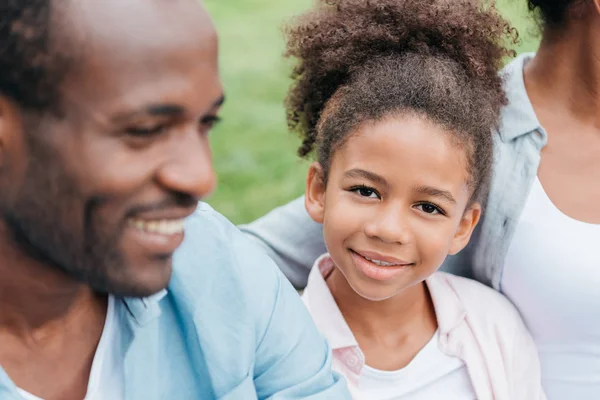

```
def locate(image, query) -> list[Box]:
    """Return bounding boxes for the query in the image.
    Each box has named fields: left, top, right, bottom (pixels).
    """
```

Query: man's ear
left=305, top=162, right=327, bottom=224
left=448, top=202, right=481, bottom=255
left=0, top=96, right=23, bottom=169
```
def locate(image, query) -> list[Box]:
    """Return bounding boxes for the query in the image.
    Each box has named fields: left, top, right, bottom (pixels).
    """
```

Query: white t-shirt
left=17, top=295, right=124, bottom=400
left=502, top=177, right=600, bottom=399
left=356, top=331, right=476, bottom=400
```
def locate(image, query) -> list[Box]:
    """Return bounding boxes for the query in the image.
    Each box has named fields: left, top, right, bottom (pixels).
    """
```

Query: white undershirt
left=355, top=331, right=476, bottom=399
left=502, top=177, right=600, bottom=399
left=17, top=295, right=125, bottom=400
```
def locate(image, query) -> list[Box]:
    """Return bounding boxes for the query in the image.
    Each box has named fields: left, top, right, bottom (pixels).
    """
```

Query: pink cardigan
left=302, top=254, right=546, bottom=400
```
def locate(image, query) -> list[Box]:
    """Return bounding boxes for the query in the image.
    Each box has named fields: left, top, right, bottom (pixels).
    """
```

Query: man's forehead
left=58, top=0, right=216, bottom=56
left=54, top=0, right=219, bottom=116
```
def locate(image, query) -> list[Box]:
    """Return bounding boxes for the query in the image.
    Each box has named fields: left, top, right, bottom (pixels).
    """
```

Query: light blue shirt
left=240, top=53, right=547, bottom=291
left=0, top=203, right=350, bottom=399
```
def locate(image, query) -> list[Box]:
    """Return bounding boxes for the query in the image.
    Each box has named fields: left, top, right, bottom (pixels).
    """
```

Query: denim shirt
left=241, top=53, right=546, bottom=291
left=0, top=203, right=350, bottom=399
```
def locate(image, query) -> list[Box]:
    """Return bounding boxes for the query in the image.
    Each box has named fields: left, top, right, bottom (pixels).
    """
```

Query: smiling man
left=0, top=1, right=348, bottom=399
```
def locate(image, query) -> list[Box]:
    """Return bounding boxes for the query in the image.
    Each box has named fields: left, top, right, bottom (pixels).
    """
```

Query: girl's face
left=306, top=114, right=480, bottom=301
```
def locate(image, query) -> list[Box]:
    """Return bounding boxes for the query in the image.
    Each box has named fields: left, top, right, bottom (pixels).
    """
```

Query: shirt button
left=346, top=355, right=359, bottom=368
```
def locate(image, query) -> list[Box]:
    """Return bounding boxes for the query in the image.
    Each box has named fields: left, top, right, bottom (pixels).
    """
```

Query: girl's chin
left=330, top=265, right=404, bottom=302
left=347, top=280, right=401, bottom=302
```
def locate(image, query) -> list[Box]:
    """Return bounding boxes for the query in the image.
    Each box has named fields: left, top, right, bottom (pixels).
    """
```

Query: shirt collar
left=303, top=254, right=359, bottom=351
left=424, top=273, right=467, bottom=335
left=122, top=289, right=168, bottom=326
left=144, top=288, right=168, bottom=304
left=0, top=365, right=18, bottom=397
left=498, top=52, right=543, bottom=143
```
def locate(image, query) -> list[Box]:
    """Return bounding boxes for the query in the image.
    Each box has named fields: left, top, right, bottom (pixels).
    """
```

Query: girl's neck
left=327, top=267, right=437, bottom=370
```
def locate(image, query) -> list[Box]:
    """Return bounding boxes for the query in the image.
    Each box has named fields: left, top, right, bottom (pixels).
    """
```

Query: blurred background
left=204, top=0, right=540, bottom=224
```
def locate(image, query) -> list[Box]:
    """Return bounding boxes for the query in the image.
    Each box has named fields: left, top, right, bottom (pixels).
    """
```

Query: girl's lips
left=350, top=250, right=411, bottom=282
left=352, top=249, right=411, bottom=266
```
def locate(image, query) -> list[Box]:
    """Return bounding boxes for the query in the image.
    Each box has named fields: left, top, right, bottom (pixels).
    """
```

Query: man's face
left=0, top=0, right=223, bottom=297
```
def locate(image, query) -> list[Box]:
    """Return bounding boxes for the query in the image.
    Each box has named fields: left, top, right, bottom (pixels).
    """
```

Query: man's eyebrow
left=111, top=104, right=185, bottom=123
left=111, top=95, right=224, bottom=123
left=413, top=185, right=456, bottom=204
left=145, top=104, right=186, bottom=116
left=344, top=169, right=389, bottom=188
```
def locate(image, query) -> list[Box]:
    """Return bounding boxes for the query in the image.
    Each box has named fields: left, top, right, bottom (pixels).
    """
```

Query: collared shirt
left=302, top=254, right=545, bottom=400
left=0, top=203, right=351, bottom=400
left=240, top=53, right=547, bottom=291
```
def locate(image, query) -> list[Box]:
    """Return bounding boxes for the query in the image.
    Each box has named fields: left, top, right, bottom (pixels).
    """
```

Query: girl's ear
left=305, top=162, right=327, bottom=224
left=448, top=202, right=481, bottom=255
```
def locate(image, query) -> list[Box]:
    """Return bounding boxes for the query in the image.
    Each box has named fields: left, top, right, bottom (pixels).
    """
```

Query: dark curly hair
left=0, top=0, right=68, bottom=112
left=527, top=0, right=582, bottom=27
left=284, top=0, right=517, bottom=205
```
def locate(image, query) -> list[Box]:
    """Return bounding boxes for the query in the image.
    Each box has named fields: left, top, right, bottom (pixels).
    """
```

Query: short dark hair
left=284, top=0, right=517, bottom=205
left=0, top=0, right=67, bottom=111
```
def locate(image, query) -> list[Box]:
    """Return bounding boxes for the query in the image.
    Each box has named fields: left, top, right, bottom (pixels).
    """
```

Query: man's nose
left=156, top=129, right=217, bottom=200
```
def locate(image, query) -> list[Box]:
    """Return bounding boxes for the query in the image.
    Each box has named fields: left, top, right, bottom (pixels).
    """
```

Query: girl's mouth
left=350, top=250, right=413, bottom=281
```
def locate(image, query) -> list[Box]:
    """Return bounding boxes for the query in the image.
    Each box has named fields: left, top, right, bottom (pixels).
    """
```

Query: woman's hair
left=527, top=0, right=581, bottom=28
left=284, top=0, right=517, bottom=204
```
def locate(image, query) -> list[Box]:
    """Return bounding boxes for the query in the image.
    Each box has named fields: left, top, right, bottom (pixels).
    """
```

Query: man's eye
left=125, top=124, right=166, bottom=136
left=200, top=115, right=222, bottom=129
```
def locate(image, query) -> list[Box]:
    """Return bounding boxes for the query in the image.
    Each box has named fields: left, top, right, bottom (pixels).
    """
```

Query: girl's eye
left=351, top=187, right=380, bottom=199
left=415, top=203, right=444, bottom=215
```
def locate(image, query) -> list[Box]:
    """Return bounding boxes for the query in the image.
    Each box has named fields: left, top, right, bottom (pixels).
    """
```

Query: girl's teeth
left=364, top=256, right=397, bottom=267
left=128, top=218, right=185, bottom=235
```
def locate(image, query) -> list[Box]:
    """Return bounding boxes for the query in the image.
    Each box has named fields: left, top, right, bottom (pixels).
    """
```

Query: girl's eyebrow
left=344, top=168, right=389, bottom=189
left=413, top=185, right=456, bottom=204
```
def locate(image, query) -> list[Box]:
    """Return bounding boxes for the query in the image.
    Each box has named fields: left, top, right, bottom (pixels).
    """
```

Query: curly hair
left=284, top=0, right=518, bottom=204
left=527, top=0, right=581, bottom=27
left=0, top=0, right=68, bottom=112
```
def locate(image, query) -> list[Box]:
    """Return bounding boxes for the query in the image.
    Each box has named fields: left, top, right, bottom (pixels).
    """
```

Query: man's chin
left=96, top=260, right=173, bottom=298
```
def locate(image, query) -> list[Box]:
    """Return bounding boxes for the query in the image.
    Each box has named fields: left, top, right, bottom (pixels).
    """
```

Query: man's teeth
left=364, top=256, right=400, bottom=267
left=128, top=218, right=185, bottom=235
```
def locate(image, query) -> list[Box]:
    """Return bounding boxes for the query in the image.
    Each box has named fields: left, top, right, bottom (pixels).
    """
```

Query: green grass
left=204, top=0, right=540, bottom=224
